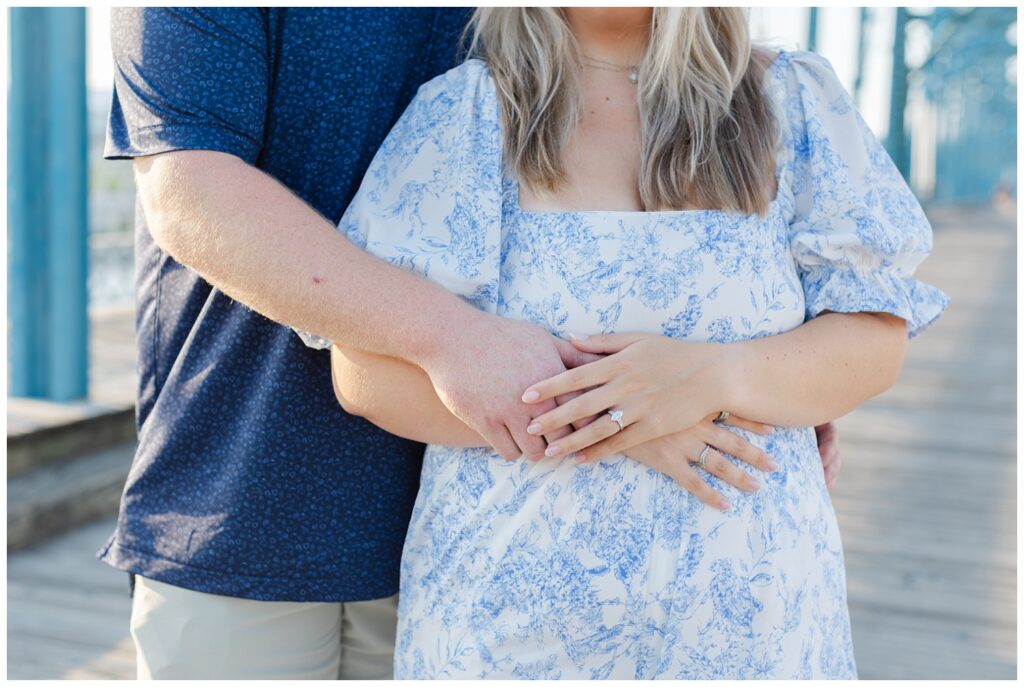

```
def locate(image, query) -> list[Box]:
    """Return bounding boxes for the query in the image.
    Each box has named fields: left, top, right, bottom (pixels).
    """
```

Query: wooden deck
left=5, top=202, right=1016, bottom=679
left=832, top=202, right=1017, bottom=679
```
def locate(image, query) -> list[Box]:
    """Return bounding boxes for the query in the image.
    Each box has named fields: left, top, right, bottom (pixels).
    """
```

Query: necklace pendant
left=628, top=68, right=638, bottom=85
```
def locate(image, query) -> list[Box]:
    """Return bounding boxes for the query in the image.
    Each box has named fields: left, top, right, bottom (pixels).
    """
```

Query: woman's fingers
left=527, top=386, right=618, bottom=437
left=670, top=462, right=733, bottom=512
left=699, top=423, right=779, bottom=472
left=627, top=443, right=732, bottom=511
left=573, top=422, right=654, bottom=463
left=696, top=447, right=762, bottom=493
left=521, top=355, right=615, bottom=404
left=548, top=414, right=621, bottom=461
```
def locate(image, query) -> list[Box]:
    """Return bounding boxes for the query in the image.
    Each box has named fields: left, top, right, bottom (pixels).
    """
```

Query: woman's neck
left=562, top=8, right=652, bottom=66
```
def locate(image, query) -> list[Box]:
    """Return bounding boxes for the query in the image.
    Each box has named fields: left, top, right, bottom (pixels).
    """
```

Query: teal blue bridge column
left=806, top=7, right=819, bottom=52
left=8, top=7, right=89, bottom=400
left=886, top=7, right=911, bottom=180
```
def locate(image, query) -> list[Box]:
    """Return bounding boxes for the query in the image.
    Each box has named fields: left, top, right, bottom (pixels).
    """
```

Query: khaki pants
left=130, top=576, right=398, bottom=679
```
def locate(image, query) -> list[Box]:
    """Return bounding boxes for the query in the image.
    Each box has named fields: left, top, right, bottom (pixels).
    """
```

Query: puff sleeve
left=294, top=60, right=504, bottom=349
left=782, top=51, right=949, bottom=338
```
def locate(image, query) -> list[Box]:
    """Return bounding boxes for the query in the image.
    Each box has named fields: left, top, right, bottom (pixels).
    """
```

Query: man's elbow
left=134, top=153, right=188, bottom=257
left=133, top=150, right=244, bottom=262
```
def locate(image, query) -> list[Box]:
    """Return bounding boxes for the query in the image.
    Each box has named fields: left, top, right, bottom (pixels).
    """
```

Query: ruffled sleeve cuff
left=802, top=266, right=950, bottom=339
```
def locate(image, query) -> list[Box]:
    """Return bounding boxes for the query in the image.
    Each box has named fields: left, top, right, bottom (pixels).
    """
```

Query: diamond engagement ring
left=697, top=444, right=711, bottom=470
left=608, top=409, right=625, bottom=432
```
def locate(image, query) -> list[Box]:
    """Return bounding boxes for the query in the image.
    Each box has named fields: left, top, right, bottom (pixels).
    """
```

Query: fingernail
left=522, top=390, right=540, bottom=403
left=545, top=444, right=561, bottom=457
left=766, top=459, right=780, bottom=471
left=526, top=422, right=543, bottom=435
left=574, top=452, right=587, bottom=463
left=568, top=332, right=589, bottom=341
left=746, top=478, right=762, bottom=492
left=720, top=499, right=733, bottom=511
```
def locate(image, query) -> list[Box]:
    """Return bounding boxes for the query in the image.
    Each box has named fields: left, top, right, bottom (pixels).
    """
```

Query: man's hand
left=815, top=422, right=842, bottom=490
left=418, top=312, right=599, bottom=462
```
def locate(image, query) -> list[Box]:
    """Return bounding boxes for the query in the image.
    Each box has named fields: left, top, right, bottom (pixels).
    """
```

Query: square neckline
left=507, top=49, right=791, bottom=222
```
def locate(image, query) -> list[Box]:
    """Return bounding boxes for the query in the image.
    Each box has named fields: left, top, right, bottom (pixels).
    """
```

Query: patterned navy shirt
left=99, top=7, right=473, bottom=601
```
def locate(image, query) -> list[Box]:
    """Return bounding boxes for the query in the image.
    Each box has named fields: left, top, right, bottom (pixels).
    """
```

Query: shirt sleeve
left=292, top=60, right=503, bottom=348
left=783, top=51, right=949, bottom=338
left=104, top=8, right=269, bottom=163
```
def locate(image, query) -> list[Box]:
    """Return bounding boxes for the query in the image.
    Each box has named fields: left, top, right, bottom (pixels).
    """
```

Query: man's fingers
left=509, top=420, right=547, bottom=462
left=824, top=462, right=839, bottom=490
left=816, top=422, right=840, bottom=469
left=488, top=424, right=523, bottom=462
left=719, top=414, right=774, bottom=435
left=567, top=331, right=646, bottom=355
left=552, top=336, right=603, bottom=369
left=544, top=425, right=573, bottom=444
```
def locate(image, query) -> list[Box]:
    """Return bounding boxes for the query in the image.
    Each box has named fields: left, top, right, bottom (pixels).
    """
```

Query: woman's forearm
left=520, top=311, right=910, bottom=461
left=330, top=345, right=488, bottom=448
left=725, top=311, right=908, bottom=426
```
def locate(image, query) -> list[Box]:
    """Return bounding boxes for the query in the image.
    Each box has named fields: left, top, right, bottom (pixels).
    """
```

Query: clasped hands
left=518, top=331, right=840, bottom=511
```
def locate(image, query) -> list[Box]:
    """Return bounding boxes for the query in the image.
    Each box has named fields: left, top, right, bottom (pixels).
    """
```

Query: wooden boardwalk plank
left=830, top=205, right=1017, bottom=680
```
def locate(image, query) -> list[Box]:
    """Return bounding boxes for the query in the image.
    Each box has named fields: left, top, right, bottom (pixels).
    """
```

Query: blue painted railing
left=8, top=7, right=89, bottom=400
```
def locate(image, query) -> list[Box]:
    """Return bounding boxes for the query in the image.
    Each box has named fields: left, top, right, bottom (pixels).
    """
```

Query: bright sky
left=84, top=7, right=900, bottom=136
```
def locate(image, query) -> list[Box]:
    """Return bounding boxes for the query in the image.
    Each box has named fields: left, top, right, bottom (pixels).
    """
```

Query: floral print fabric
left=313, top=50, right=948, bottom=678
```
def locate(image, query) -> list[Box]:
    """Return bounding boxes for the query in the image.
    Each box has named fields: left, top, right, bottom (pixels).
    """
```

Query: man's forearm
left=134, top=149, right=478, bottom=364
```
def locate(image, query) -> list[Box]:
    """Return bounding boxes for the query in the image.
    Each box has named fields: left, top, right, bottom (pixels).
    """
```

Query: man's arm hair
left=135, top=149, right=477, bottom=364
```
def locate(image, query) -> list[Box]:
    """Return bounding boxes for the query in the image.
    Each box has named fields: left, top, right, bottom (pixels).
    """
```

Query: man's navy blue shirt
left=100, top=8, right=472, bottom=601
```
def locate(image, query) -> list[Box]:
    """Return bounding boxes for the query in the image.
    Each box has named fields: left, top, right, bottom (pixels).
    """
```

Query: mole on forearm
left=312, top=276, right=323, bottom=285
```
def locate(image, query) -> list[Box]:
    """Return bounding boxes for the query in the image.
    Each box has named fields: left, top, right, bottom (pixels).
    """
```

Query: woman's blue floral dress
left=298, top=49, right=948, bottom=679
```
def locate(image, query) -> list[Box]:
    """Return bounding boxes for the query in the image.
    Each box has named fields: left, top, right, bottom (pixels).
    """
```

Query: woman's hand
left=617, top=412, right=778, bottom=512
left=521, top=332, right=738, bottom=462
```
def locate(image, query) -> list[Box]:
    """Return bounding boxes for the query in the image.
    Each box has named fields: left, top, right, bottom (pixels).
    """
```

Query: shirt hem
left=97, top=538, right=401, bottom=603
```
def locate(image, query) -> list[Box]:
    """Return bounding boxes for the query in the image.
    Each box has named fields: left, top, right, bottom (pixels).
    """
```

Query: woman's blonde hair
left=465, top=8, right=780, bottom=216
